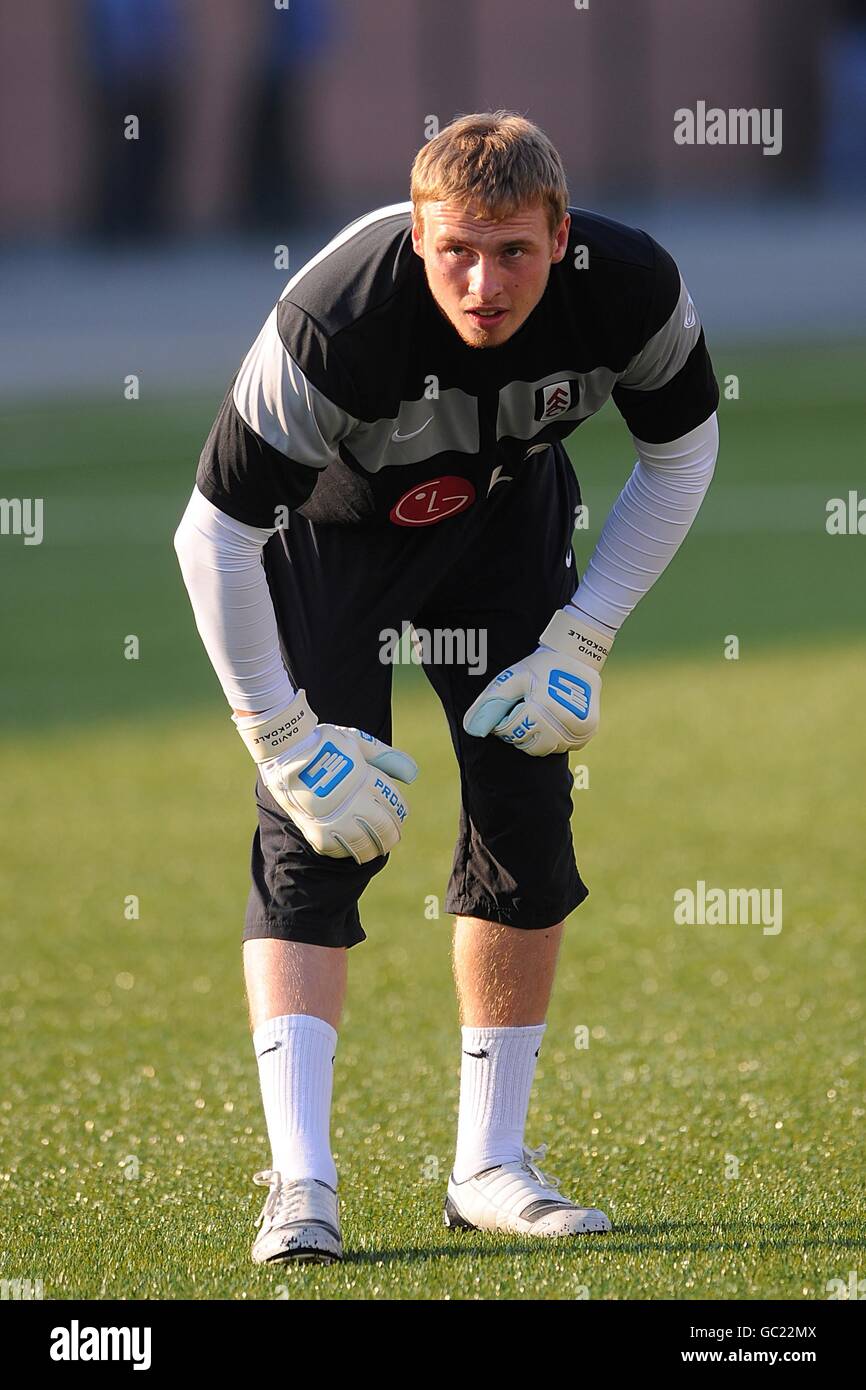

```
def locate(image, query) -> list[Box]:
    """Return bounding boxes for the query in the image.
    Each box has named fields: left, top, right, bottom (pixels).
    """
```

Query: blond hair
left=410, top=111, right=568, bottom=235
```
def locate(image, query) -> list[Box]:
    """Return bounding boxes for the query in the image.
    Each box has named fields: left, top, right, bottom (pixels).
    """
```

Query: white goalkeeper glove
left=462, top=610, right=613, bottom=757
left=234, top=690, right=418, bottom=864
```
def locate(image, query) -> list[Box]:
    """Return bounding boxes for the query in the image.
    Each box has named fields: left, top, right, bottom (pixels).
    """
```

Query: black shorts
left=244, top=442, right=589, bottom=947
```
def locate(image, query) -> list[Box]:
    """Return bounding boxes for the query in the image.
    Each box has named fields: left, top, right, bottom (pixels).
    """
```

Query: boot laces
left=252, top=1169, right=324, bottom=1229
left=521, top=1142, right=561, bottom=1190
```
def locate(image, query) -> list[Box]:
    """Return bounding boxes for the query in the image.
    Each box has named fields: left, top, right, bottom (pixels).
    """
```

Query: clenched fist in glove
left=234, top=690, right=417, bottom=864
left=462, top=610, right=613, bottom=757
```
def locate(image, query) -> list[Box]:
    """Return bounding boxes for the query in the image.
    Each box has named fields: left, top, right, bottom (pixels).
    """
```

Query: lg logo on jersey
left=390, top=451, right=557, bottom=521
left=390, top=476, right=476, bottom=526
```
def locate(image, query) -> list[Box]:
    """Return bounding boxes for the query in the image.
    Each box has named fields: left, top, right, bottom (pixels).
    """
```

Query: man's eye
left=504, top=247, right=524, bottom=258
left=447, top=246, right=466, bottom=256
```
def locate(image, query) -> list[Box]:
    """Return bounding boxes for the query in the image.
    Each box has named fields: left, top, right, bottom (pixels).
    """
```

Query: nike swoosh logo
left=257, top=1042, right=282, bottom=1057
left=392, top=417, right=433, bottom=442
left=463, top=1049, right=489, bottom=1059
left=565, top=550, right=573, bottom=568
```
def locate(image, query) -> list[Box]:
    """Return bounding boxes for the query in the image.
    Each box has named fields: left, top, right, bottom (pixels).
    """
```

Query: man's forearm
left=173, top=486, right=296, bottom=716
left=566, top=412, right=719, bottom=634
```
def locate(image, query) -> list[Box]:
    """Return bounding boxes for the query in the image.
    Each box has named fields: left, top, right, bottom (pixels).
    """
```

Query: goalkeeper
left=174, top=110, right=719, bottom=1264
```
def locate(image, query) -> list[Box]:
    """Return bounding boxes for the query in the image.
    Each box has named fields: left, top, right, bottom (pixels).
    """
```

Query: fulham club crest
left=535, top=380, right=577, bottom=421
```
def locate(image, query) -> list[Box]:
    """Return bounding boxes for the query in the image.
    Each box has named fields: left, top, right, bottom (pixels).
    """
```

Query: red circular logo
left=389, top=476, right=476, bottom=527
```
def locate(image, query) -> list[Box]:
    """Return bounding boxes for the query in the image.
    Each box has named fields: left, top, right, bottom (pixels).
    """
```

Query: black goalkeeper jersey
left=196, top=201, right=719, bottom=531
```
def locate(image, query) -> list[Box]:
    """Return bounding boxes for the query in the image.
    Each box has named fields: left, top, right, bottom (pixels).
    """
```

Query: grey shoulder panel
left=233, top=306, right=359, bottom=466
left=616, top=275, right=703, bottom=393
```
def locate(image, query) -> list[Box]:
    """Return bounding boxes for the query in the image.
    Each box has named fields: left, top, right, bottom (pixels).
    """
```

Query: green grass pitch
left=0, top=343, right=864, bottom=1299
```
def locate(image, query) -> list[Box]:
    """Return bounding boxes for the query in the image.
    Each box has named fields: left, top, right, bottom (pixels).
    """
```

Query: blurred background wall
left=0, top=0, right=864, bottom=396
left=3, top=0, right=865, bottom=237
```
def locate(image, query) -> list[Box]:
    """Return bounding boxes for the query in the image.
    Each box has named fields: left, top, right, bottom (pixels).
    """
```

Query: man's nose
left=467, top=256, right=501, bottom=300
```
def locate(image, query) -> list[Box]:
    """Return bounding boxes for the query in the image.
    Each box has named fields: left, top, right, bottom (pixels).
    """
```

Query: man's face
left=412, top=199, right=570, bottom=348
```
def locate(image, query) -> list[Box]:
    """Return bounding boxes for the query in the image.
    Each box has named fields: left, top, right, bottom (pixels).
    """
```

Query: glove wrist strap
left=540, top=610, right=614, bottom=670
left=234, top=690, right=318, bottom=762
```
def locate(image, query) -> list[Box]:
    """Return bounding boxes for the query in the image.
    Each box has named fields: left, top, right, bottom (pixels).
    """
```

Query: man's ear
left=411, top=211, right=424, bottom=258
left=550, top=211, right=571, bottom=264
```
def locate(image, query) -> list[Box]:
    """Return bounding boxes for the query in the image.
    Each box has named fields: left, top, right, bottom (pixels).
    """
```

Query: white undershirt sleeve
left=565, top=411, right=719, bottom=635
left=173, top=486, right=295, bottom=715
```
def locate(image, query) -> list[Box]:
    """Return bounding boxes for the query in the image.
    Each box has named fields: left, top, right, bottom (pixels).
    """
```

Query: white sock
left=252, top=1013, right=338, bottom=1189
left=452, top=1023, right=546, bottom=1182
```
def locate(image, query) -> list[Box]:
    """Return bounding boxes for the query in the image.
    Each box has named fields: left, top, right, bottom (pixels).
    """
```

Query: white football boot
left=443, top=1142, right=611, bottom=1237
left=251, top=1169, right=343, bottom=1264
